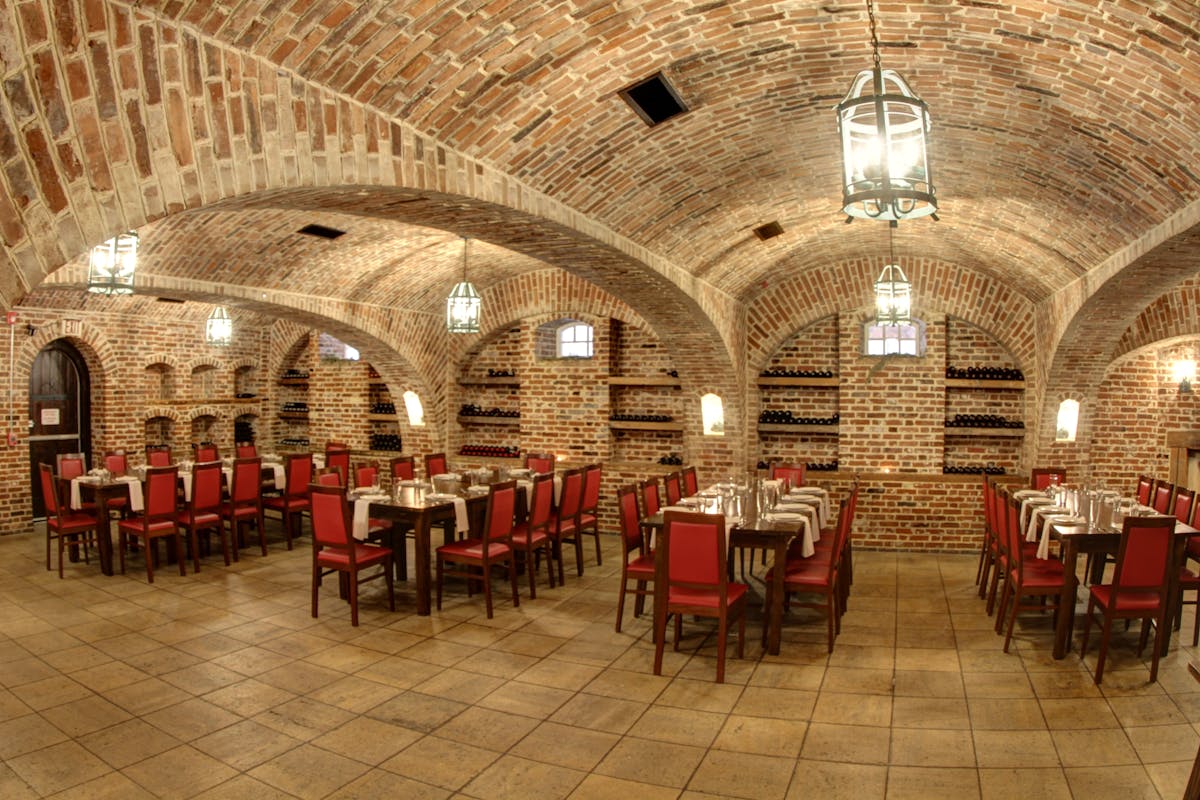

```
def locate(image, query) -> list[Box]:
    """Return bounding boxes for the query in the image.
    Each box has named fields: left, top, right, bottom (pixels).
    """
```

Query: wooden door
left=28, top=340, right=91, bottom=517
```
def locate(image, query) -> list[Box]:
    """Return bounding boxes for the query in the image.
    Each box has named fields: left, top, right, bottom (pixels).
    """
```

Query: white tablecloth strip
left=1019, top=496, right=1053, bottom=531
left=70, top=475, right=144, bottom=513
left=788, top=487, right=830, bottom=526
left=1026, top=504, right=1068, bottom=542
left=776, top=501, right=821, bottom=543
left=353, top=494, right=390, bottom=541
left=427, top=494, right=469, bottom=535
left=764, top=511, right=814, bottom=558
left=1038, top=513, right=1083, bottom=560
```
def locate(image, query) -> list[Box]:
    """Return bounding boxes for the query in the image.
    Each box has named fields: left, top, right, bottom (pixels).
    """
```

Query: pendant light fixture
left=874, top=226, right=912, bottom=326
left=836, top=0, right=936, bottom=222
left=446, top=236, right=482, bottom=334
left=205, top=306, right=232, bottom=346
left=87, top=231, right=138, bottom=295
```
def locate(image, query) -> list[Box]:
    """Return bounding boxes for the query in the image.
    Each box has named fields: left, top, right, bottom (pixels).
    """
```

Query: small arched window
left=557, top=322, right=594, bottom=358
left=402, top=390, right=425, bottom=427
left=1056, top=399, right=1079, bottom=442
left=701, top=393, right=724, bottom=436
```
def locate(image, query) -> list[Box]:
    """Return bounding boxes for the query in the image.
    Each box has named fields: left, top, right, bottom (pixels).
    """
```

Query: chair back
left=662, top=510, right=728, bottom=592
left=824, top=499, right=852, bottom=582
left=190, top=461, right=223, bottom=513
left=325, top=448, right=350, bottom=486
left=316, top=470, right=343, bottom=487
left=483, top=481, right=517, bottom=543
left=1110, top=515, right=1176, bottom=597
left=770, top=462, right=806, bottom=489
left=39, top=463, right=63, bottom=518
left=639, top=478, right=661, bottom=518
left=1152, top=481, right=1173, bottom=514
left=58, top=453, right=85, bottom=479
left=1173, top=487, right=1195, bottom=525
left=581, top=464, right=602, bottom=513
left=558, top=468, right=584, bottom=518
left=144, top=467, right=179, bottom=518
left=525, top=453, right=555, bottom=474
left=663, top=472, right=682, bottom=505
left=528, top=473, right=554, bottom=529
left=284, top=453, right=314, bottom=497
left=355, top=464, right=379, bottom=490
left=424, top=452, right=448, bottom=478
left=1135, top=475, right=1154, bottom=506
left=1002, top=490, right=1026, bottom=579
left=617, top=484, right=643, bottom=557
left=1031, top=467, right=1066, bottom=490
left=194, top=443, right=219, bottom=462
left=231, top=457, right=262, bottom=503
left=681, top=466, right=698, bottom=497
left=236, top=443, right=257, bottom=458
left=390, top=456, right=415, bottom=481
left=146, top=447, right=171, bottom=467
left=309, top=484, right=352, bottom=549
left=104, top=451, right=128, bottom=475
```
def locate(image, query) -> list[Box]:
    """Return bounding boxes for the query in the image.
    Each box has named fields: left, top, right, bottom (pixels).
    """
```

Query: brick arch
left=1114, top=277, right=1200, bottom=359
left=142, top=407, right=184, bottom=424
left=184, top=357, right=226, bottom=374
left=230, top=358, right=261, bottom=372
left=188, top=406, right=225, bottom=422
left=140, top=355, right=180, bottom=371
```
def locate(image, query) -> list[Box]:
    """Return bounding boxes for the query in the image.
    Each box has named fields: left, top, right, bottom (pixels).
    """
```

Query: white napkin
left=353, top=494, right=389, bottom=540
left=1026, top=505, right=1067, bottom=542
left=1012, top=489, right=1044, bottom=500
left=427, top=494, right=470, bottom=535
left=516, top=479, right=533, bottom=495
left=553, top=475, right=563, bottom=505
left=269, top=463, right=286, bottom=489
left=788, top=487, right=830, bottom=524
left=1038, top=514, right=1084, bottom=560
left=763, top=511, right=814, bottom=558
left=660, top=505, right=692, bottom=514
left=1020, top=496, right=1053, bottom=530
left=116, top=475, right=144, bottom=513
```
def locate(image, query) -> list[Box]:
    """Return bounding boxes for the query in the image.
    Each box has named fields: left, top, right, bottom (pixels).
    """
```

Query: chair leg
left=483, top=563, right=494, bottom=619
left=257, top=509, right=267, bottom=556
left=526, top=547, right=538, bottom=601
left=311, top=551, right=320, bottom=619
left=435, top=557, right=444, bottom=611
left=593, top=528, right=603, bottom=567
left=508, top=557, right=520, bottom=609
left=826, top=593, right=836, bottom=653
left=1149, top=611, right=1166, bottom=683
left=1192, top=596, right=1200, bottom=647
left=716, top=615, right=728, bottom=684
left=57, top=531, right=65, bottom=579
left=175, top=534, right=186, bottom=576
left=349, top=567, right=359, bottom=627
left=615, top=575, right=628, bottom=633
left=190, top=529, right=201, bottom=573
left=574, top=535, right=584, bottom=577
left=118, top=530, right=127, bottom=575
left=1003, top=587, right=1021, bottom=653
left=144, top=536, right=155, bottom=583
left=384, top=556, right=396, bottom=612
left=1094, top=615, right=1115, bottom=685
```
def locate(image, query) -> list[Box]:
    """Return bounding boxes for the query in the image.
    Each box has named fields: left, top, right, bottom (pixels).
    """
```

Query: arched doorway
left=28, top=340, right=92, bottom=517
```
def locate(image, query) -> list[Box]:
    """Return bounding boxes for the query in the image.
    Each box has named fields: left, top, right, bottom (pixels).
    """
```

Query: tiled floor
left=1, top=526, right=1198, bottom=799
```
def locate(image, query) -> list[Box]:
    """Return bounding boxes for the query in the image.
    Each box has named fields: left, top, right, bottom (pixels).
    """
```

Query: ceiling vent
left=297, top=223, right=346, bottom=240
left=753, top=221, right=785, bottom=241
left=619, top=72, right=688, bottom=127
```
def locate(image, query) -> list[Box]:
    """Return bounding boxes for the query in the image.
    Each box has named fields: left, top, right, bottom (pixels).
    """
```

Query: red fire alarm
left=5, top=311, right=16, bottom=325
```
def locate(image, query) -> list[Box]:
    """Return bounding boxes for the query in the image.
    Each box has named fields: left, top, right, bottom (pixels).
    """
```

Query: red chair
left=194, top=443, right=219, bottom=462
left=638, top=477, right=661, bottom=550
left=316, top=470, right=342, bottom=487
left=994, top=490, right=1067, bottom=653
left=576, top=464, right=603, bottom=568
left=223, top=457, right=266, bottom=558
left=615, top=483, right=654, bottom=632
left=424, top=453, right=448, bottom=478
left=325, top=447, right=350, bottom=487
left=1080, top=514, right=1177, bottom=684
left=652, top=510, right=747, bottom=683
left=551, top=468, right=585, bottom=581
left=510, top=473, right=556, bottom=598
left=310, top=484, right=395, bottom=626
left=57, top=453, right=86, bottom=479
left=355, top=463, right=379, bottom=490
left=177, top=461, right=230, bottom=572
left=146, top=446, right=172, bottom=467
left=39, top=463, right=100, bottom=578
left=104, top=451, right=128, bottom=475
left=766, top=499, right=852, bottom=653
left=1031, top=467, right=1066, bottom=490
left=525, top=453, right=555, bottom=474
left=1135, top=475, right=1154, bottom=506
left=681, top=466, right=699, bottom=497
left=263, top=453, right=313, bottom=549
left=235, top=443, right=257, bottom=458
left=663, top=472, right=682, bottom=505
left=118, top=466, right=186, bottom=583
left=436, top=480, right=520, bottom=618
left=976, top=475, right=996, bottom=589
left=1152, top=481, right=1174, bottom=514
left=770, top=462, right=806, bottom=490
left=1174, top=487, right=1195, bottom=525
left=390, top=456, right=415, bottom=482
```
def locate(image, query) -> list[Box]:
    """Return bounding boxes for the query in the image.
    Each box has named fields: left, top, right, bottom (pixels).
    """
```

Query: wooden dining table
left=60, top=476, right=131, bottom=576
left=1049, top=515, right=1198, bottom=659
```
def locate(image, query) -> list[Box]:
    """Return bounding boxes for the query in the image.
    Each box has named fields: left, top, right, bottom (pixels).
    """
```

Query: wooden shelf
left=609, top=421, right=684, bottom=432
left=758, top=423, right=839, bottom=434
left=457, top=415, right=520, bottom=426
left=278, top=378, right=309, bottom=387
left=945, top=378, right=1025, bottom=391
left=278, top=412, right=310, bottom=422
left=459, top=377, right=520, bottom=387
left=367, top=414, right=398, bottom=422
left=368, top=380, right=388, bottom=388
left=608, top=376, right=682, bottom=387
left=756, top=377, right=839, bottom=388
left=943, top=427, right=1025, bottom=438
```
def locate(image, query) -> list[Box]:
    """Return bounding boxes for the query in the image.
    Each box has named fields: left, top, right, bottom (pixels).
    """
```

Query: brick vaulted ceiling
left=5, top=1, right=1200, bottom=339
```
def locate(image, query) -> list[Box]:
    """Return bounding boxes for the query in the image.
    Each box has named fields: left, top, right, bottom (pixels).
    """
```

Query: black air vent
left=753, top=222, right=785, bottom=241
left=619, top=72, right=688, bottom=127
left=297, top=224, right=346, bottom=240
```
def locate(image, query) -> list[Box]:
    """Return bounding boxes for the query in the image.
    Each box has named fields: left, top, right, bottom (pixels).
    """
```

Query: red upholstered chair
left=976, top=475, right=996, bottom=589
left=118, top=466, right=186, bottom=583
left=1135, top=475, right=1154, bottom=506
left=104, top=451, right=128, bottom=475
left=681, top=466, right=699, bottom=497
left=424, top=452, right=448, bottom=478
left=57, top=453, right=85, bottom=479
left=663, top=472, right=682, bottom=506
left=325, top=447, right=350, bottom=487
left=355, top=463, right=379, bottom=490
left=770, top=462, right=806, bottom=490
left=39, top=463, right=100, bottom=578
left=145, top=446, right=171, bottom=467
left=316, top=470, right=342, bottom=487
left=576, top=464, right=603, bottom=567
left=223, top=457, right=266, bottom=558
left=510, top=472, right=556, bottom=598
left=263, top=453, right=313, bottom=549
left=809, top=481, right=860, bottom=611
left=766, top=499, right=852, bottom=653
left=994, top=490, right=1067, bottom=652
left=638, top=477, right=661, bottom=550
left=177, top=461, right=230, bottom=572
left=390, top=456, right=415, bottom=482
left=436, top=480, right=519, bottom=618
left=310, top=484, right=395, bottom=626
left=525, top=453, right=555, bottom=474
left=1174, top=487, right=1195, bottom=525
left=1152, top=481, right=1174, bottom=514
left=235, top=443, right=257, bottom=458
left=1080, top=514, right=1177, bottom=684
left=615, top=483, right=654, bottom=632
left=1031, top=467, right=1067, bottom=490
left=652, top=510, right=747, bottom=683
left=194, top=443, right=219, bottom=462
left=550, top=468, right=585, bottom=581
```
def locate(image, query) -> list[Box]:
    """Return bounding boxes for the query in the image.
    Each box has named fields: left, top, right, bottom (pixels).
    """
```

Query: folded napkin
left=114, top=475, right=144, bottom=513
left=765, top=511, right=806, bottom=522
left=788, top=487, right=830, bottom=524
left=1012, top=489, right=1044, bottom=500
left=1020, top=496, right=1053, bottom=530
left=660, top=505, right=693, bottom=514
left=427, top=493, right=469, bottom=534
left=397, top=479, right=420, bottom=487
left=1038, top=514, right=1085, bottom=560
left=352, top=494, right=390, bottom=540
left=1026, top=504, right=1067, bottom=542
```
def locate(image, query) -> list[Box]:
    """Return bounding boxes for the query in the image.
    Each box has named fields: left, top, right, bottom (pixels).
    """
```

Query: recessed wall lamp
left=836, top=0, right=936, bottom=222
left=1173, top=359, right=1195, bottom=394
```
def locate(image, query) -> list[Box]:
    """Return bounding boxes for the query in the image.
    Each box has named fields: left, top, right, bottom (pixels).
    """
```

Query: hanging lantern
left=874, top=263, right=912, bottom=326
left=446, top=237, right=481, bottom=334
left=87, top=231, right=138, bottom=295
left=205, top=306, right=232, bottom=346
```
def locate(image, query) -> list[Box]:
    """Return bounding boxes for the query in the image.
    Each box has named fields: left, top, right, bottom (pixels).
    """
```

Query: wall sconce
left=1173, top=360, right=1196, bottom=394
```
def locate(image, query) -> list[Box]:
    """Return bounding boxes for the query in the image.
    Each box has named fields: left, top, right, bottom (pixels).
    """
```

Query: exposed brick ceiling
left=120, top=0, right=1200, bottom=305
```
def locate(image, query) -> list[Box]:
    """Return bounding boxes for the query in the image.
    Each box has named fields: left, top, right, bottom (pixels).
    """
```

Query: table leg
left=414, top=514, right=432, bottom=616
left=1053, top=540, right=1080, bottom=659
left=97, top=515, right=115, bottom=576
left=766, top=538, right=787, bottom=656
